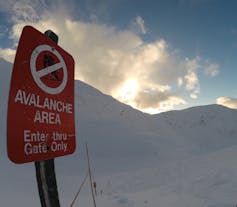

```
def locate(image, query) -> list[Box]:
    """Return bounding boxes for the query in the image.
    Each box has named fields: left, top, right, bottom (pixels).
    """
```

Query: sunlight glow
left=117, top=79, right=139, bottom=101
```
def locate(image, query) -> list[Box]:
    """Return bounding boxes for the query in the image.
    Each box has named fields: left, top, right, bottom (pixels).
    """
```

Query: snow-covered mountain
left=1, top=57, right=237, bottom=207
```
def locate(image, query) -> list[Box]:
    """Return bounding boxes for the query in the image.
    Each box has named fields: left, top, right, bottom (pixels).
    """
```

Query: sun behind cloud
left=116, top=79, right=139, bottom=102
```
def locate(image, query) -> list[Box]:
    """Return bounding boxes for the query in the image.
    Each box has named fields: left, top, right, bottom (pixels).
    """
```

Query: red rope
left=70, top=171, right=89, bottom=207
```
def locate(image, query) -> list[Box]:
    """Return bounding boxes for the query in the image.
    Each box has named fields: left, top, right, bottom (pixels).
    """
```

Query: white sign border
left=30, top=44, right=68, bottom=95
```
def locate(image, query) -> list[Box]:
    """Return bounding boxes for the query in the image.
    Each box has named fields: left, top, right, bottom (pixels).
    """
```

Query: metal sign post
left=35, top=159, right=60, bottom=207
left=34, top=30, right=60, bottom=207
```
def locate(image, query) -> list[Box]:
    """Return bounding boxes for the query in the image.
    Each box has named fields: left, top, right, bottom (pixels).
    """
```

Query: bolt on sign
left=7, top=26, right=76, bottom=163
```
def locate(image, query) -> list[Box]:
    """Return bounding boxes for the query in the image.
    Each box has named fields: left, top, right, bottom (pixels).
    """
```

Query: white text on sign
left=14, top=89, right=72, bottom=125
left=24, top=130, right=68, bottom=155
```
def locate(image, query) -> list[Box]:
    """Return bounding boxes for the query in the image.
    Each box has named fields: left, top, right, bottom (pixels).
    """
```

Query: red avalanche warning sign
left=7, top=25, right=76, bottom=163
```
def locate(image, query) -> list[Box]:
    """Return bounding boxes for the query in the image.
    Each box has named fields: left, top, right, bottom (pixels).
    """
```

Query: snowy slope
left=1, top=57, right=237, bottom=207
left=96, top=145, right=237, bottom=207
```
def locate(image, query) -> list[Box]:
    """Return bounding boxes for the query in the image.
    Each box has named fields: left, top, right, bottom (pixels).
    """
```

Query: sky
left=0, top=0, right=236, bottom=114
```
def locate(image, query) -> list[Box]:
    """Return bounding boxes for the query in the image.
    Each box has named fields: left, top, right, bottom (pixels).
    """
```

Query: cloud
left=0, top=0, right=15, bottom=11
left=0, top=48, right=16, bottom=63
left=0, top=0, right=48, bottom=22
left=216, top=97, right=237, bottom=109
left=0, top=25, right=8, bottom=37
left=0, top=0, right=219, bottom=113
left=135, top=90, right=186, bottom=110
left=133, top=16, right=147, bottom=34
left=136, top=95, right=186, bottom=114
left=204, top=63, right=219, bottom=77
left=184, top=69, right=200, bottom=99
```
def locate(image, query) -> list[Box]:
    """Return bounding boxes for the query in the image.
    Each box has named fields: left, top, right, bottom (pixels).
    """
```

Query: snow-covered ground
left=1, top=57, right=237, bottom=207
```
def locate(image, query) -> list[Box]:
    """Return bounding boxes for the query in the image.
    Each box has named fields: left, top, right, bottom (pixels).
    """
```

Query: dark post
left=34, top=30, right=60, bottom=207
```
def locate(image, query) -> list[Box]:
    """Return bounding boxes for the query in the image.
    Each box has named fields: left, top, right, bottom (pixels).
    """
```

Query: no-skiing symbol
left=30, top=44, right=68, bottom=95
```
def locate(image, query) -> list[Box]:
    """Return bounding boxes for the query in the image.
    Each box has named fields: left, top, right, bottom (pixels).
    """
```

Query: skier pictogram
left=30, top=44, right=68, bottom=95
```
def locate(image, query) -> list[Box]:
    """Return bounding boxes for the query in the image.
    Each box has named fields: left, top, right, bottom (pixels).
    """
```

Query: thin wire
left=86, top=142, right=97, bottom=207
left=70, top=171, right=89, bottom=207
left=69, top=139, right=98, bottom=207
